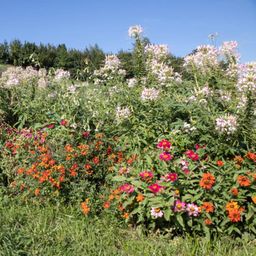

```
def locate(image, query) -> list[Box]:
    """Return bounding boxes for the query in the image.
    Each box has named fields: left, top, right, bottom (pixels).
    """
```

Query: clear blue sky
left=0, top=0, right=255, bottom=62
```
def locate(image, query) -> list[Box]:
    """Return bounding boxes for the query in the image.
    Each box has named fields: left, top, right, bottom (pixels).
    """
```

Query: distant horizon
left=1, top=0, right=255, bottom=62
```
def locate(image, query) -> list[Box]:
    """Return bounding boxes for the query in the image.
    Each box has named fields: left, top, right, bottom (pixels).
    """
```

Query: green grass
left=1, top=197, right=256, bottom=256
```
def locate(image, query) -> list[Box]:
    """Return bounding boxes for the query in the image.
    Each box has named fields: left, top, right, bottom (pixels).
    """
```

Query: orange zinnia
left=216, top=160, right=224, bottom=167
left=226, top=201, right=239, bottom=212
left=228, top=209, right=241, bottom=222
left=201, top=202, right=214, bottom=213
left=204, top=218, right=213, bottom=225
left=230, top=187, right=239, bottom=196
left=234, top=156, right=244, bottom=165
left=136, top=193, right=145, bottom=202
left=122, top=212, right=129, bottom=219
left=81, top=201, right=90, bottom=215
left=103, top=201, right=111, bottom=209
left=251, top=196, right=256, bottom=204
left=246, top=152, right=256, bottom=162
left=34, top=188, right=40, bottom=196
left=199, top=173, right=215, bottom=190
left=237, top=175, right=251, bottom=187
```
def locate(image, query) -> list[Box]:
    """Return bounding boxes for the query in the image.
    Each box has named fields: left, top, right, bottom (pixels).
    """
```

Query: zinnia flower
left=174, top=200, right=186, bottom=212
left=165, top=173, right=178, bottom=182
left=159, top=152, right=173, bottom=161
left=185, top=150, right=199, bottom=161
left=201, top=202, right=214, bottom=213
left=157, top=139, right=172, bottom=150
left=136, top=193, right=145, bottom=202
left=139, top=171, right=154, bottom=181
left=119, top=183, right=135, bottom=194
left=204, top=218, right=213, bottom=225
left=237, top=175, right=251, bottom=187
left=228, top=209, right=241, bottom=222
left=186, top=203, right=199, bottom=217
left=148, top=183, right=163, bottom=194
left=230, top=187, right=239, bottom=196
left=226, top=201, right=239, bottom=212
left=199, top=173, right=215, bottom=190
left=151, top=208, right=164, bottom=218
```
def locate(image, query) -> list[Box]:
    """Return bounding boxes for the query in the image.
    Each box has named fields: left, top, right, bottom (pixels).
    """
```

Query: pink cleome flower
left=185, top=150, right=199, bottom=161
left=174, top=200, right=186, bottom=212
left=148, top=183, right=163, bottom=194
left=157, top=139, right=172, bottom=150
left=139, top=171, right=154, bottom=181
left=159, top=152, right=173, bottom=161
left=119, top=183, right=135, bottom=194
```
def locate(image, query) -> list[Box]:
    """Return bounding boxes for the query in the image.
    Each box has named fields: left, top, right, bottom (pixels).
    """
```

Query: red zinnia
left=228, top=209, right=241, bottom=222
left=237, top=175, right=251, bottom=187
left=159, top=152, right=173, bottom=161
left=148, top=183, right=163, bottom=194
left=157, top=139, right=172, bottom=150
left=185, top=150, right=199, bottom=161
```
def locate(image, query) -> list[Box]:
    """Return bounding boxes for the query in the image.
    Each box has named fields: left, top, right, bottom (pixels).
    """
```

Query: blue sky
left=0, top=0, right=256, bottom=62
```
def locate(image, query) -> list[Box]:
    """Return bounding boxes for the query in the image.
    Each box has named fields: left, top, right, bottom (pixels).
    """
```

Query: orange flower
left=246, top=152, right=256, bottom=162
left=216, top=160, right=224, bottom=167
left=93, top=156, right=100, bottom=165
left=234, top=156, right=244, bottom=165
left=34, top=188, right=40, bottom=196
left=103, top=201, right=111, bottom=209
left=108, top=194, right=115, bottom=201
left=122, top=212, right=129, bottom=219
left=204, top=218, right=213, bottom=225
left=95, top=133, right=104, bottom=139
left=136, top=193, right=145, bottom=202
left=17, top=168, right=24, bottom=175
left=118, top=203, right=124, bottom=211
left=81, top=201, right=90, bottom=215
left=65, top=144, right=74, bottom=153
left=237, top=175, right=251, bottom=187
left=251, top=196, right=256, bottom=204
left=199, top=173, right=215, bottom=190
left=230, top=187, right=239, bottom=196
left=201, top=202, right=214, bottom=213
left=228, top=209, right=241, bottom=222
left=226, top=201, right=239, bottom=212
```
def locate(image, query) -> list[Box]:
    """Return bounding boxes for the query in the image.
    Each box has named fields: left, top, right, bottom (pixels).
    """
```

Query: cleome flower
left=128, top=25, right=143, bottom=38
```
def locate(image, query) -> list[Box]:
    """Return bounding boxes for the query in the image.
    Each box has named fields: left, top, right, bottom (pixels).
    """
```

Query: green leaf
left=176, top=214, right=185, bottom=229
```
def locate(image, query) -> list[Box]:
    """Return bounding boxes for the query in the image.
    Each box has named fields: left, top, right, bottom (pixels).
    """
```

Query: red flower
left=159, top=152, right=173, bottom=161
left=93, top=156, right=100, bottom=165
left=139, top=171, right=154, bottom=181
left=228, top=209, right=241, bottom=222
left=216, top=160, right=224, bottom=167
left=157, top=139, right=172, bottom=150
left=185, top=150, right=199, bottom=161
left=148, top=183, right=163, bottom=194
left=237, top=175, right=251, bottom=187
left=47, top=123, right=55, bottom=129
left=60, top=119, right=68, bottom=126
left=165, top=173, right=178, bottom=182
left=82, top=131, right=90, bottom=138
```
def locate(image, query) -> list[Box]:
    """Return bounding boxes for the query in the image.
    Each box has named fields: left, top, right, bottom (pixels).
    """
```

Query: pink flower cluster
left=185, top=150, right=199, bottom=161
left=157, top=139, right=173, bottom=162
left=119, top=183, right=134, bottom=194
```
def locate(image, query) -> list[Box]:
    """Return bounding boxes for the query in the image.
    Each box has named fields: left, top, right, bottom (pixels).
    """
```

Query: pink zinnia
left=151, top=208, right=164, bottom=218
left=139, top=171, right=154, bottom=181
left=159, top=152, right=173, bottom=161
left=119, top=183, right=134, bottom=194
left=157, top=139, right=171, bottom=150
left=186, top=203, right=199, bottom=217
left=165, top=173, right=178, bottom=182
left=185, top=150, right=199, bottom=161
left=148, top=183, right=163, bottom=194
left=174, top=200, right=186, bottom=212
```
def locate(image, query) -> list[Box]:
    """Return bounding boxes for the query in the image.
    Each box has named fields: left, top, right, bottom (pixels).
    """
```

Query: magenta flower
left=174, top=200, right=186, bottom=212
left=165, top=173, right=178, bottom=182
left=139, top=171, right=154, bottom=181
left=157, top=139, right=172, bottom=150
left=185, top=150, right=199, bottom=161
left=186, top=203, right=199, bottom=217
left=148, top=183, right=163, bottom=194
left=159, top=152, right=173, bottom=161
left=119, top=183, right=134, bottom=194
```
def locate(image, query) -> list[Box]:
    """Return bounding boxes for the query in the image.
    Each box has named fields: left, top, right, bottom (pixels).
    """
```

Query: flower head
left=174, top=200, right=186, bottom=212
left=119, top=183, right=135, bottom=194
left=139, top=171, right=154, bottom=181
left=185, top=150, right=199, bottom=161
left=201, top=202, right=214, bottom=213
left=199, top=173, right=215, bottom=190
left=237, top=175, right=251, bottom=187
left=128, top=25, right=143, bottom=38
left=164, top=173, right=178, bottom=182
left=186, top=203, right=199, bottom=217
left=151, top=208, right=164, bottom=218
left=157, top=139, right=172, bottom=150
left=159, top=152, right=173, bottom=161
left=148, top=183, right=163, bottom=194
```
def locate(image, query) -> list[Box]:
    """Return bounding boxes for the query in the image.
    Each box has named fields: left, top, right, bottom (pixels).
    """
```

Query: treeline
left=0, top=40, right=183, bottom=80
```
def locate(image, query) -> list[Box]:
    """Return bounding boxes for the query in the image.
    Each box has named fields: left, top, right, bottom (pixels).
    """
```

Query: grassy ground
left=1, top=196, right=256, bottom=256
